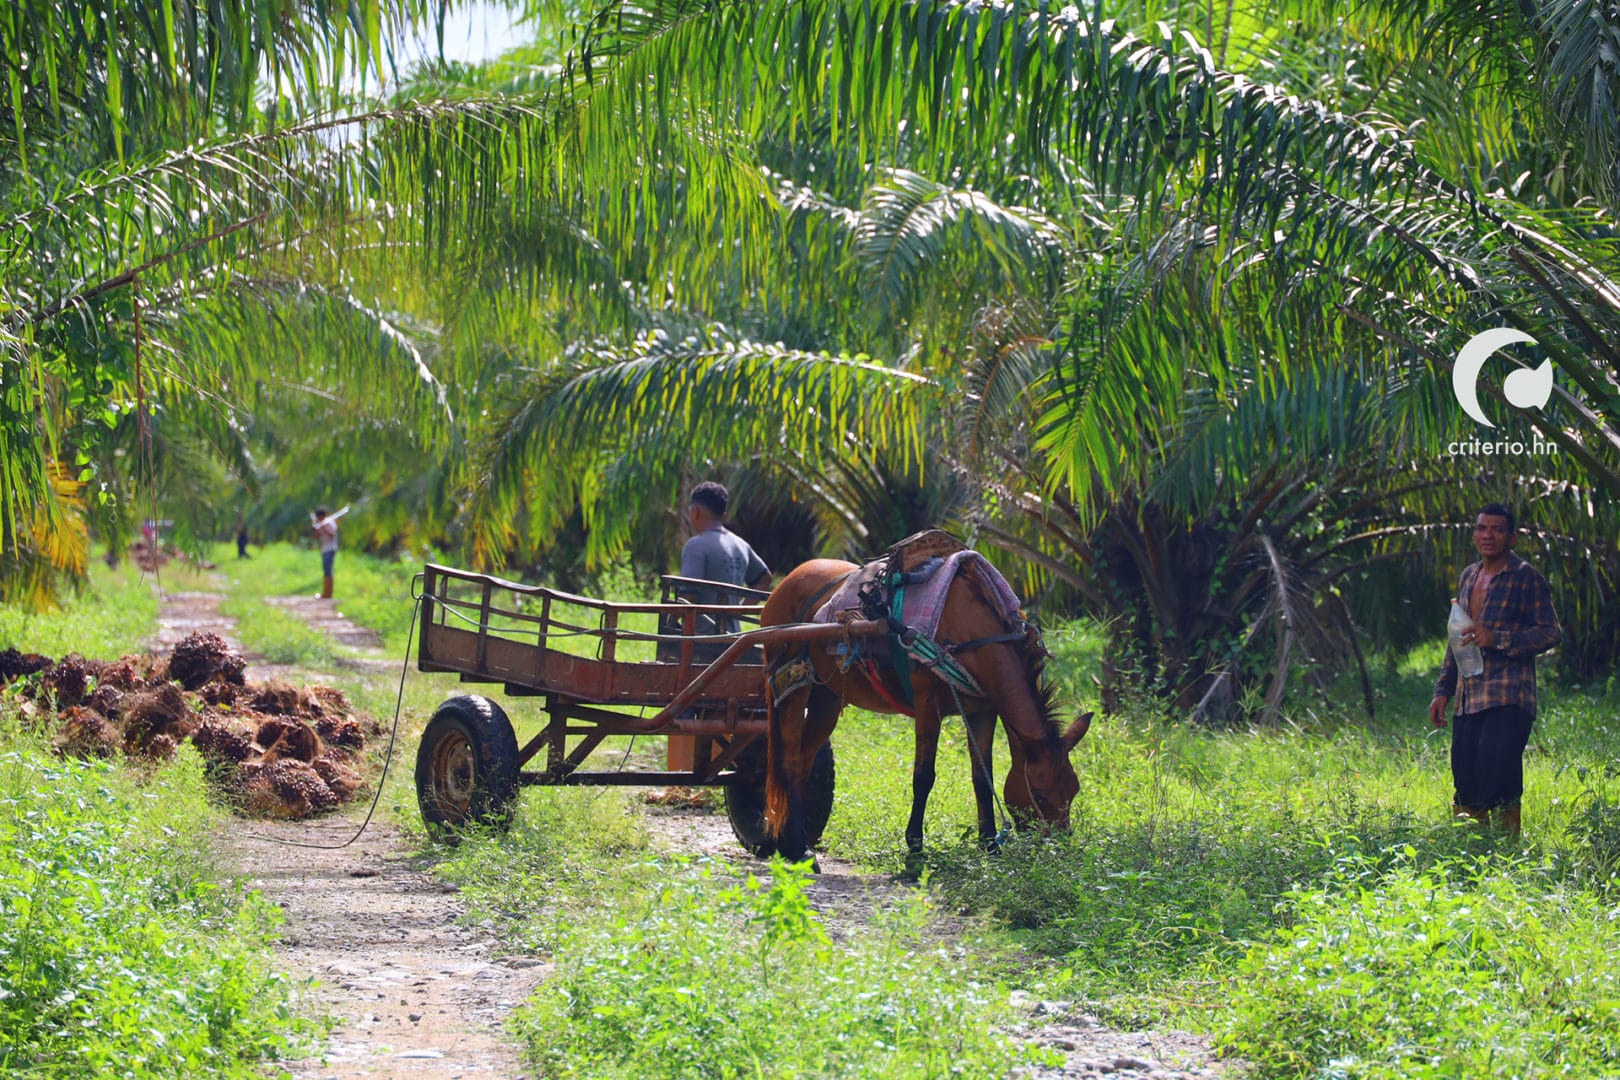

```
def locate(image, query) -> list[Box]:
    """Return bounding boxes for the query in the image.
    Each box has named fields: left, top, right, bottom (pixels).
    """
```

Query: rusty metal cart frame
left=412, top=563, right=885, bottom=853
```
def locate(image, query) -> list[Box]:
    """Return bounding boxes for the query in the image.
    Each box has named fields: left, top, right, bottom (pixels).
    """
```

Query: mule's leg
left=966, top=709, right=1000, bottom=848
left=905, top=710, right=942, bottom=855
left=778, top=685, right=841, bottom=867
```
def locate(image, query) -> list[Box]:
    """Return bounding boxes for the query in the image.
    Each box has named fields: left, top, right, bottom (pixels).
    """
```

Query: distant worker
left=236, top=509, right=250, bottom=559
left=311, top=505, right=340, bottom=600
left=678, top=481, right=771, bottom=643
left=1429, top=503, right=1560, bottom=837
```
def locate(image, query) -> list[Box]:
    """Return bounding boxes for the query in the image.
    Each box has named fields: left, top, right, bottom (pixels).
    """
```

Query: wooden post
left=668, top=608, right=698, bottom=773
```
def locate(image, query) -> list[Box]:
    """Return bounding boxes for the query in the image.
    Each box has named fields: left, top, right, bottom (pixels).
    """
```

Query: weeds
left=0, top=561, right=157, bottom=657
left=0, top=742, right=307, bottom=1076
left=1216, top=849, right=1620, bottom=1077
left=512, top=857, right=1031, bottom=1079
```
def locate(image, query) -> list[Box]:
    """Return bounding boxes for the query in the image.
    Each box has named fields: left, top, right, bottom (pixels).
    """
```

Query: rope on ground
left=240, top=595, right=420, bottom=849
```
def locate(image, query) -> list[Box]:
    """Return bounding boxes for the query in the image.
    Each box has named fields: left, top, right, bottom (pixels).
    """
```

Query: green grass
left=213, top=541, right=424, bottom=658
left=0, top=733, right=310, bottom=1076
left=0, top=560, right=158, bottom=658
left=430, top=789, right=1043, bottom=1079
left=1218, top=848, right=1620, bottom=1078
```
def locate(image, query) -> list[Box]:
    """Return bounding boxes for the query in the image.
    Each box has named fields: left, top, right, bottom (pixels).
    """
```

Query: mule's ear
left=1060, top=711, right=1093, bottom=753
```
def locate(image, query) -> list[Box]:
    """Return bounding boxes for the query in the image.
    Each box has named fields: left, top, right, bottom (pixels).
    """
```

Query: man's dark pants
left=1451, top=704, right=1534, bottom=810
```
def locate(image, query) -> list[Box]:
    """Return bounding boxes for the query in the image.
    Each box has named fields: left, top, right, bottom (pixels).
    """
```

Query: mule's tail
left=764, top=685, right=789, bottom=839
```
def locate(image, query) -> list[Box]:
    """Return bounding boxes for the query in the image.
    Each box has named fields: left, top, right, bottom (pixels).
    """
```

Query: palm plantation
left=5, top=1, right=1620, bottom=1076
left=10, top=0, right=1614, bottom=703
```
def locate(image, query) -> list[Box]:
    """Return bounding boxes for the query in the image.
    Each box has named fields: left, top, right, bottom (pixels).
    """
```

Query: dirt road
left=232, top=819, right=543, bottom=1079
left=154, top=582, right=541, bottom=1077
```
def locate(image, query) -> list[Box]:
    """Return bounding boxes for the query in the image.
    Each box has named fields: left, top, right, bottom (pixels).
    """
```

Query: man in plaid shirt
left=1429, top=503, right=1561, bottom=836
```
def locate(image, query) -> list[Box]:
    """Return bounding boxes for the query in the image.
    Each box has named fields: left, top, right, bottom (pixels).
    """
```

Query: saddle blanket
left=813, top=548, right=1024, bottom=641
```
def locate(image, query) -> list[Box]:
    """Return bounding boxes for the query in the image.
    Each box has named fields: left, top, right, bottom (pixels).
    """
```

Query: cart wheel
left=725, top=740, right=835, bottom=858
left=416, top=695, right=521, bottom=833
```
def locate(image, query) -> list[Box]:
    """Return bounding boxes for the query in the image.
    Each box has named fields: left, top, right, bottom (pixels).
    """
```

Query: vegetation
left=0, top=559, right=157, bottom=657
left=9, top=543, right=1620, bottom=1076
left=429, top=789, right=1035, bottom=1078
left=9, top=0, right=1619, bottom=711
left=0, top=737, right=308, bottom=1076
left=6, top=0, right=1620, bottom=1070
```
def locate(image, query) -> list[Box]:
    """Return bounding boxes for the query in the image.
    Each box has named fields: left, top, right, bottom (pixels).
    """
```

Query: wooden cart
left=411, top=563, right=885, bottom=854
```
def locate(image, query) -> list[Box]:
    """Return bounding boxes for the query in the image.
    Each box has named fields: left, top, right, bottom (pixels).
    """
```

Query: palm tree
left=447, top=0, right=1619, bottom=699
left=7, top=0, right=1617, bottom=695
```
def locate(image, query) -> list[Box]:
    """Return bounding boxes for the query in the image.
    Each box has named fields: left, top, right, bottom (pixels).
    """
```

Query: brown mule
left=760, top=558, right=1090, bottom=864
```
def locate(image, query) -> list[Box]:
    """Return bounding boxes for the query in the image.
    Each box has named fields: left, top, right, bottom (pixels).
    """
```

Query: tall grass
left=0, top=735, right=308, bottom=1075
left=431, top=789, right=1039, bottom=1078
left=0, top=560, right=158, bottom=658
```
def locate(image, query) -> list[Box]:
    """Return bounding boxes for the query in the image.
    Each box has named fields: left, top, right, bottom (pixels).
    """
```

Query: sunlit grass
left=0, top=558, right=159, bottom=658
left=0, top=729, right=313, bottom=1073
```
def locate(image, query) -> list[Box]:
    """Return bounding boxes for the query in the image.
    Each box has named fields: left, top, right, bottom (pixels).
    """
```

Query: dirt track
left=232, top=819, right=543, bottom=1078
left=155, top=582, right=540, bottom=1077
left=156, top=582, right=1238, bottom=1079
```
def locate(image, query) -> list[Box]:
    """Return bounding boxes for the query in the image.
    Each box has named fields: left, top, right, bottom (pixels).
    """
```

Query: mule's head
left=1002, top=711, right=1090, bottom=829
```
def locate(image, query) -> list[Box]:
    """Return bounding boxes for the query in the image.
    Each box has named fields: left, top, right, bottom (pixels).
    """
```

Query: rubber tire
left=725, top=740, right=835, bottom=858
left=415, top=695, right=521, bottom=834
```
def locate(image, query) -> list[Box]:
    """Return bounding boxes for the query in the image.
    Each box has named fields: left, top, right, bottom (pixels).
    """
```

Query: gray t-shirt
left=679, top=526, right=768, bottom=636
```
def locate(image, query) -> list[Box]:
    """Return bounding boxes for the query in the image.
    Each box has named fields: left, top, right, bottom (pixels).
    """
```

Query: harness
left=768, top=532, right=1038, bottom=713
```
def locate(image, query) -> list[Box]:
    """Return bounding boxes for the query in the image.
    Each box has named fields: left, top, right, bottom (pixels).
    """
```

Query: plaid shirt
left=1435, top=553, right=1561, bottom=717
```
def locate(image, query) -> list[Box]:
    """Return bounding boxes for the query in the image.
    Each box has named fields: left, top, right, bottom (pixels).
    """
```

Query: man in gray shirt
left=678, top=481, right=771, bottom=638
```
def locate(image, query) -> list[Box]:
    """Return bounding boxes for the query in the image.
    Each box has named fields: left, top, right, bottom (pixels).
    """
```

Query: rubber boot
left=1499, top=804, right=1522, bottom=838
left=321, top=575, right=334, bottom=600
left=1452, top=803, right=1489, bottom=827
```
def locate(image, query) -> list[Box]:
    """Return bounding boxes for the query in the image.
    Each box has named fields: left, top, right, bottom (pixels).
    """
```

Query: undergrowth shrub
left=0, top=744, right=305, bottom=1076
left=512, top=858, right=1032, bottom=1079
left=1216, top=849, right=1620, bottom=1078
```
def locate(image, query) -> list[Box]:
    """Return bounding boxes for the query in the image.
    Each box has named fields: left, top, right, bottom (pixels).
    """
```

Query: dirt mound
left=0, top=636, right=381, bottom=820
left=168, top=632, right=247, bottom=690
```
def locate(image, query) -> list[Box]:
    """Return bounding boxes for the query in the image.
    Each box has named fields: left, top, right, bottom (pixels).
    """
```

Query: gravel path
left=154, top=581, right=541, bottom=1077
left=230, top=819, right=543, bottom=1079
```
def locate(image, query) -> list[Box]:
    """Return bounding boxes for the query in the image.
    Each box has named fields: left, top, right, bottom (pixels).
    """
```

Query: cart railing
left=416, top=562, right=775, bottom=708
